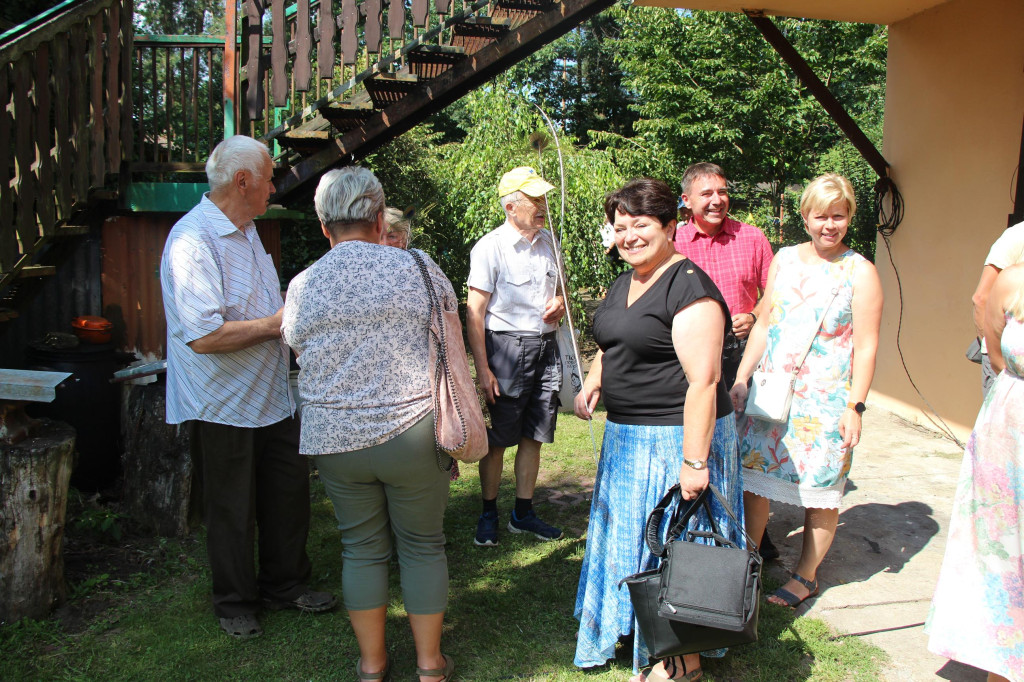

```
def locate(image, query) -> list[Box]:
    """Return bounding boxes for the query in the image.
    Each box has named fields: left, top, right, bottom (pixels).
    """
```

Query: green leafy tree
left=601, top=7, right=886, bottom=254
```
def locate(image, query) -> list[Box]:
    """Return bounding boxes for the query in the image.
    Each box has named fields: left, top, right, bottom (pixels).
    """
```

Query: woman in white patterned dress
left=927, top=263, right=1024, bottom=682
left=730, top=173, right=883, bottom=608
left=282, top=167, right=455, bottom=682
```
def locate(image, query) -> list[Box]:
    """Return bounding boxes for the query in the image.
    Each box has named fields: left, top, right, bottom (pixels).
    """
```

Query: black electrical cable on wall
left=874, top=177, right=966, bottom=449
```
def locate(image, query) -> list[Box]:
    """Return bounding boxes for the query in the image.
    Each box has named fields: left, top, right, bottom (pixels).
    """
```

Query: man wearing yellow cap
left=466, top=166, right=566, bottom=546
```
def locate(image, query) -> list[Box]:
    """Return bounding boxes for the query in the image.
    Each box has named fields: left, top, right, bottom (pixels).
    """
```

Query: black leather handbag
left=619, top=484, right=761, bottom=658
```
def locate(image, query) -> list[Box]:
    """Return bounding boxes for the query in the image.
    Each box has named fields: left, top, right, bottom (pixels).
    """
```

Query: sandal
left=416, top=653, right=454, bottom=682
left=356, top=656, right=392, bottom=681
left=769, top=572, right=819, bottom=608
left=218, top=614, right=262, bottom=639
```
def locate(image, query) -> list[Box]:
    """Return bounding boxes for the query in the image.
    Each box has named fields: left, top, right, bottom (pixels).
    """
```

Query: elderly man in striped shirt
left=160, top=135, right=335, bottom=640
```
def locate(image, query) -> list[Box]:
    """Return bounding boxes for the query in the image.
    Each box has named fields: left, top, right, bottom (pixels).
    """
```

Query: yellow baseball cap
left=497, top=166, right=555, bottom=198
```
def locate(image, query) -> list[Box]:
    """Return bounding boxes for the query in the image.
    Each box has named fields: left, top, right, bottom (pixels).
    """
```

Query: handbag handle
left=645, top=484, right=761, bottom=558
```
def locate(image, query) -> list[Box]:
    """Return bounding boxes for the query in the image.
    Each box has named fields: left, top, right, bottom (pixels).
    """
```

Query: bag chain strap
left=410, top=250, right=460, bottom=471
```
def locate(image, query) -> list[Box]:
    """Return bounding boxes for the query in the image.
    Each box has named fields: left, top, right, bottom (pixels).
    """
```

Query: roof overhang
left=632, top=0, right=953, bottom=26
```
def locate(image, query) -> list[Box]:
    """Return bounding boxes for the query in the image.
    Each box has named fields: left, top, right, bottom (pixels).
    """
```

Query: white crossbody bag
left=745, top=287, right=840, bottom=423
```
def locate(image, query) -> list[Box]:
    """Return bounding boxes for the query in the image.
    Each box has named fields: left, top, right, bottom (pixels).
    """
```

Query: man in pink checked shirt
left=674, top=162, right=778, bottom=559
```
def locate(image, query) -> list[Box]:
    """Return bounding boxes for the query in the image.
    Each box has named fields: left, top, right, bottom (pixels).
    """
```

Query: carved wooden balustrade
left=0, top=0, right=133, bottom=289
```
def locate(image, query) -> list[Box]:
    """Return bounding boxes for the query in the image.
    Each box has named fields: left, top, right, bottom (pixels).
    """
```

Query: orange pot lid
left=72, top=315, right=113, bottom=330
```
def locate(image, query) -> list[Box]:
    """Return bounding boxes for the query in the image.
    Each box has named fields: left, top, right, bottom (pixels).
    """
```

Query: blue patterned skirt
left=573, top=416, right=745, bottom=672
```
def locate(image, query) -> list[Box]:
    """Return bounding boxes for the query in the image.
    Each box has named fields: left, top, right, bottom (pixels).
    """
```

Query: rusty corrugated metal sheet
left=101, top=214, right=283, bottom=360
left=0, top=231, right=103, bottom=369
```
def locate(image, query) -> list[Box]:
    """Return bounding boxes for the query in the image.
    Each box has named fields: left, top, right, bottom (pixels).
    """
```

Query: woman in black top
left=571, top=179, right=746, bottom=682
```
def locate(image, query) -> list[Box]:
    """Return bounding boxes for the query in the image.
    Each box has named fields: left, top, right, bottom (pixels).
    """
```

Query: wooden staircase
left=0, top=0, right=616, bottom=299
left=229, top=0, right=616, bottom=203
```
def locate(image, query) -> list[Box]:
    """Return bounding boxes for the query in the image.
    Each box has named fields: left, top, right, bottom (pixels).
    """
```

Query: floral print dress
left=739, top=246, right=864, bottom=509
left=926, top=313, right=1024, bottom=681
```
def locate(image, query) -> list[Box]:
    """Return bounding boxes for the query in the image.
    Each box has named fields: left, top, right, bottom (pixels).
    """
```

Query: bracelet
left=683, top=458, right=708, bottom=470
left=748, top=312, right=757, bottom=324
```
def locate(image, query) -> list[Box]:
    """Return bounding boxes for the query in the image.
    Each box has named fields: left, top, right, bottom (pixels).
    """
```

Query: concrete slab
left=758, top=408, right=992, bottom=681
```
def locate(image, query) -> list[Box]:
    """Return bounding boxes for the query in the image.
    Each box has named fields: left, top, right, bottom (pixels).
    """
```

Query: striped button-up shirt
left=467, top=222, right=559, bottom=334
left=160, top=195, right=294, bottom=426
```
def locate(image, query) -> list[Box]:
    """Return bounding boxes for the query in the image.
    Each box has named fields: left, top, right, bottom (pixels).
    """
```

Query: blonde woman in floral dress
left=927, top=263, right=1024, bottom=682
left=730, top=173, right=883, bottom=608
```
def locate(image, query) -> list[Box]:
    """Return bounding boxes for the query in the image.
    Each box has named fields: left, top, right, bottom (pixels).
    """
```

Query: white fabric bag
left=556, top=324, right=582, bottom=413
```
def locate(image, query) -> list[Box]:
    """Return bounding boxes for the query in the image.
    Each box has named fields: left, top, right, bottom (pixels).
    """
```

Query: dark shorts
left=485, top=330, right=560, bottom=447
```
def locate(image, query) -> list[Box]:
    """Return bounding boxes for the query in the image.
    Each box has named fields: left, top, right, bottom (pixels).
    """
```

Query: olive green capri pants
left=314, top=413, right=450, bottom=614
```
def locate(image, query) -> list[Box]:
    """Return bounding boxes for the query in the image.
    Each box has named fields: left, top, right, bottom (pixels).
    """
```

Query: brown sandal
left=356, top=656, right=391, bottom=681
left=639, top=657, right=703, bottom=682
left=416, top=653, right=454, bottom=681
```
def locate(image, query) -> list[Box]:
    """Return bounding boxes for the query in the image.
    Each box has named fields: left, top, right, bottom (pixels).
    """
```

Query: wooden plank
left=89, top=12, right=105, bottom=188
left=435, top=0, right=451, bottom=15
left=12, top=55, right=38, bottom=257
left=34, top=44, right=55, bottom=236
left=270, top=0, right=287, bottom=107
left=245, top=0, right=266, bottom=118
left=294, top=0, right=311, bottom=91
left=223, top=0, right=238, bottom=137
left=412, top=0, right=428, bottom=27
left=0, top=65, right=15, bottom=274
left=104, top=1, right=121, bottom=176
left=318, top=0, right=335, bottom=79
left=70, top=24, right=89, bottom=205
left=365, top=0, right=382, bottom=54
left=16, top=265, right=57, bottom=278
left=341, top=0, right=358, bottom=65
left=190, top=48, right=199, bottom=161
left=165, top=48, right=173, bottom=162
left=119, top=0, right=133, bottom=196
left=390, top=0, right=408, bottom=37
left=52, top=34, right=72, bottom=221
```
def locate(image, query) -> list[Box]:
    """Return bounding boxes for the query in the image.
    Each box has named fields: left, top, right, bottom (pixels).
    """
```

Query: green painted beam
left=125, top=183, right=306, bottom=219
left=134, top=34, right=275, bottom=46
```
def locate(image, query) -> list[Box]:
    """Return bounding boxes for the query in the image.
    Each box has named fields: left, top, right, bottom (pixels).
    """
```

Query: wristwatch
left=847, top=401, right=866, bottom=414
left=683, top=458, right=708, bottom=470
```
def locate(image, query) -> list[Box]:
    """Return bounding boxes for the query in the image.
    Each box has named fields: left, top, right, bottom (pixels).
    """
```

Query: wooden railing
left=132, top=36, right=225, bottom=176
left=232, top=0, right=494, bottom=140
left=0, top=0, right=133, bottom=288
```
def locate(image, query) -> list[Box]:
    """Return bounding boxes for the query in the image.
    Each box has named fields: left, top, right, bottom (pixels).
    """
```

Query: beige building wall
left=872, top=0, right=1024, bottom=437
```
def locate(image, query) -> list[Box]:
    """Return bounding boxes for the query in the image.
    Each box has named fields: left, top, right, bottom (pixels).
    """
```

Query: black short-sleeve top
left=592, top=259, right=734, bottom=425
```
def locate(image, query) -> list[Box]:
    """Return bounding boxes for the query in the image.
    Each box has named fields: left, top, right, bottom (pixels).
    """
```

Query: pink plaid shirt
left=672, top=217, right=773, bottom=316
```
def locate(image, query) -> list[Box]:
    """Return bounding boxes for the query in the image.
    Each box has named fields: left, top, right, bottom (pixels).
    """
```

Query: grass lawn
left=0, top=410, right=886, bottom=681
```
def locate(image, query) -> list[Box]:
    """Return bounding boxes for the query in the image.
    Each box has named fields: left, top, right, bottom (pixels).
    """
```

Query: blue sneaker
left=508, top=509, right=563, bottom=541
left=474, top=511, right=499, bottom=546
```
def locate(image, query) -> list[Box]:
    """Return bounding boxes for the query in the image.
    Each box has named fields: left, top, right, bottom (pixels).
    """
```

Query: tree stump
left=0, top=420, right=75, bottom=623
left=121, top=382, right=196, bottom=537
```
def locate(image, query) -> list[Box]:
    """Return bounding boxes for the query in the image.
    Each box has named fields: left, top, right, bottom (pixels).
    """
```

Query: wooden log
left=120, top=383, right=196, bottom=538
left=0, top=419, right=75, bottom=623
left=318, top=0, right=335, bottom=80
left=119, top=0, right=133, bottom=182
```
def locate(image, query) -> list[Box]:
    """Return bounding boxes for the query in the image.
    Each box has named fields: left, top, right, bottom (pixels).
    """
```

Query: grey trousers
left=315, top=414, right=450, bottom=614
